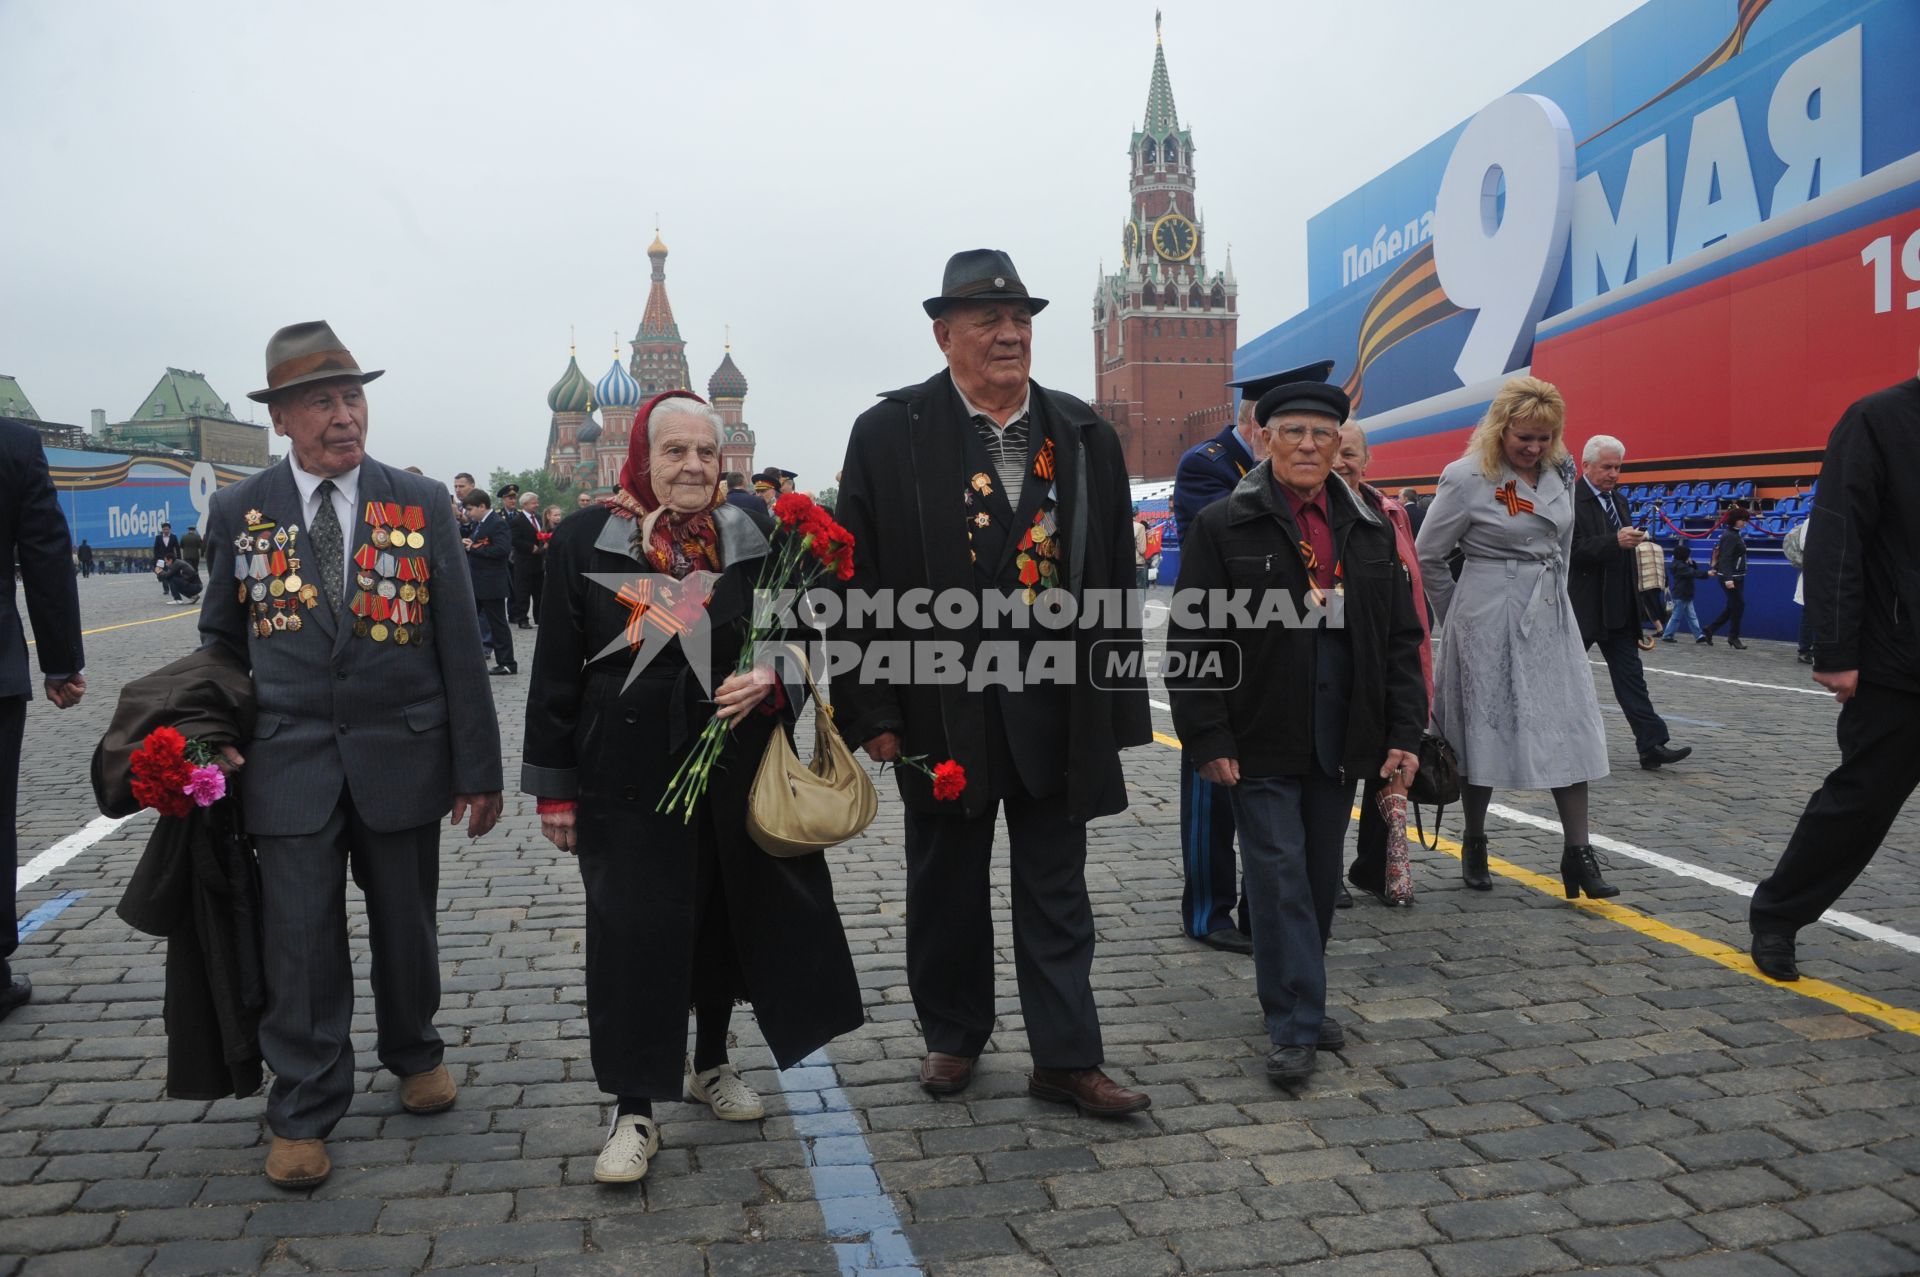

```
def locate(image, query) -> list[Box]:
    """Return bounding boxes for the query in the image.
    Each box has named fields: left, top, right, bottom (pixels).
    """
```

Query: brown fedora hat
left=923, top=249, right=1049, bottom=319
left=247, top=320, right=385, bottom=403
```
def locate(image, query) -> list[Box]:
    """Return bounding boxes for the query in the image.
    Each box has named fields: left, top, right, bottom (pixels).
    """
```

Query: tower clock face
left=1152, top=213, right=1198, bottom=262
left=1122, top=220, right=1139, bottom=265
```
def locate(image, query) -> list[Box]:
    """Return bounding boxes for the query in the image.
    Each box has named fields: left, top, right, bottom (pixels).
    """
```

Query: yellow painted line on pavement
left=1151, top=732, right=1920, bottom=1039
left=27, top=610, right=198, bottom=646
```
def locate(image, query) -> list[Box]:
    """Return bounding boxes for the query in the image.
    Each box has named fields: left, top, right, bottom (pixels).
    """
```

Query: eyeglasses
left=1275, top=423, right=1340, bottom=447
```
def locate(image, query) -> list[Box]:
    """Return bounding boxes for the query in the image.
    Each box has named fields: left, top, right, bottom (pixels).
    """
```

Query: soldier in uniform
left=1169, top=362, right=1339, bottom=950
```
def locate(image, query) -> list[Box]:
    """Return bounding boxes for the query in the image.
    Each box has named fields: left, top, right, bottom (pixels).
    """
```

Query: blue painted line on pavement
left=18, top=890, right=87, bottom=940
left=777, top=1049, right=921, bottom=1275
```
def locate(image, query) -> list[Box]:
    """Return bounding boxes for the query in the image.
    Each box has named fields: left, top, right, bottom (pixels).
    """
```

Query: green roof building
left=100, top=367, right=270, bottom=465
left=0, top=375, right=41, bottom=421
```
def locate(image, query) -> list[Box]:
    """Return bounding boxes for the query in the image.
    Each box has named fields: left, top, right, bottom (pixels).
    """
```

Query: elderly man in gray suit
left=200, top=321, right=503, bottom=1188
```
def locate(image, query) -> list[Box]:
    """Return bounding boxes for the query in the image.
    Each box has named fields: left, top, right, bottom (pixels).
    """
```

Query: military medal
left=354, top=619, right=370, bottom=638
left=236, top=583, right=248, bottom=603
left=284, top=573, right=302, bottom=592
left=970, top=472, right=993, bottom=497
left=402, top=505, right=426, bottom=550
left=250, top=582, right=268, bottom=602
left=286, top=614, right=303, bottom=633
left=376, top=579, right=397, bottom=599
left=299, top=584, right=319, bottom=607
left=393, top=625, right=410, bottom=645
left=370, top=622, right=389, bottom=642
left=399, top=582, right=417, bottom=603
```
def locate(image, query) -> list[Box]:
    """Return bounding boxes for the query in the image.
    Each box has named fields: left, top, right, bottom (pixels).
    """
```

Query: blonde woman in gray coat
left=1414, top=376, right=1617, bottom=899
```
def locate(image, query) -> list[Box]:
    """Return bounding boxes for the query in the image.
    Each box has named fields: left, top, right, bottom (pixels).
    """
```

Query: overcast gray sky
left=2, top=0, right=1642, bottom=489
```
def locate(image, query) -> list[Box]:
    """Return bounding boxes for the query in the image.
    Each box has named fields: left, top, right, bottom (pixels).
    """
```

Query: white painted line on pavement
left=17, top=814, right=135, bottom=890
left=1149, top=699, right=1172, bottom=711
left=1597, top=660, right=1830, bottom=697
left=1488, top=801, right=1920, bottom=955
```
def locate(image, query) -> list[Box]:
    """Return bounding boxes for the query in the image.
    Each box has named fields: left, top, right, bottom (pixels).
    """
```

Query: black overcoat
left=1569, top=480, right=1637, bottom=643
left=831, top=370, right=1151, bottom=823
left=520, top=502, right=862, bottom=1086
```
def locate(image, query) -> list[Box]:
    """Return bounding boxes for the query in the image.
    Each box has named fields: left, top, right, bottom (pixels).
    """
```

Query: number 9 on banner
left=1431, top=93, right=1576, bottom=387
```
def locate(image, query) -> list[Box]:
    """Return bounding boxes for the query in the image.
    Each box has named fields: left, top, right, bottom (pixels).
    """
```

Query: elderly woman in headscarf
left=522, top=390, right=863, bottom=1186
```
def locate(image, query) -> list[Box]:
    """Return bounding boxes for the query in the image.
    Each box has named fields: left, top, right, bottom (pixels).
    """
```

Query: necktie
left=311, top=479, right=345, bottom=607
left=1603, top=494, right=1621, bottom=530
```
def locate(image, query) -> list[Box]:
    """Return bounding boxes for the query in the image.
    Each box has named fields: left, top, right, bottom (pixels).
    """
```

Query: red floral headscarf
left=603, top=389, right=723, bottom=577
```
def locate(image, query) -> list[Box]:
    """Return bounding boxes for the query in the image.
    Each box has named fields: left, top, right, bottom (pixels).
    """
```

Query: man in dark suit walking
left=1570, top=435, right=1690, bottom=771
left=834, top=250, right=1152, bottom=1117
left=1751, top=361, right=1920, bottom=981
left=153, top=522, right=181, bottom=596
left=507, top=490, right=541, bottom=628
left=462, top=490, right=515, bottom=674
left=2, top=421, right=87, bottom=1021
left=201, top=321, right=502, bottom=1188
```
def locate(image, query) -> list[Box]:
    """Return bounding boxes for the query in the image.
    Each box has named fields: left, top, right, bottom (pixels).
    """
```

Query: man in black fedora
left=832, top=249, right=1152, bottom=1116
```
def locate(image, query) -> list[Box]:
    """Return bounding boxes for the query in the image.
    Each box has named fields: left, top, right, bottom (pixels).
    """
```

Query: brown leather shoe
left=264, top=1136, right=331, bottom=1188
left=400, top=1064, right=457, bottom=1114
left=919, top=1052, right=975, bottom=1095
left=1028, top=1067, right=1151, bottom=1118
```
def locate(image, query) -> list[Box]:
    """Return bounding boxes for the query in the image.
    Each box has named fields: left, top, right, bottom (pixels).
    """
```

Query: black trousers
left=1349, top=774, right=1389, bottom=890
left=1589, top=626, right=1670, bottom=755
left=254, top=793, right=443, bottom=1139
left=1704, top=583, right=1745, bottom=641
left=509, top=558, right=536, bottom=623
left=2, top=696, right=22, bottom=961
left=527, top=563, right=547, bottom=625
left=477, top=596, right=514, bottom=668
left=904, top=792, right=1102, bottom=1069
left=1178, top=751, right=1245, bottom=938
left=1753, top=681, right=1920, bottom=935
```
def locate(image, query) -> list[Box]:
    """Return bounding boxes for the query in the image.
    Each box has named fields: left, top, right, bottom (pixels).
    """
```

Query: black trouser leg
left=1594, top=627, right=1669, bottom=754
left=1753, top=684, right=1920, bottom=935
left=1350, top=774, right=1386, bottom=890
left=1003, top=794, right=1101, bottom=1069
left=478, top=596, right=513, bottom=667
left=903, top=803, right=999, bottom=1058
left=1178, top=751, right=1243, bottom=937
left=1, top=696, right=22, bottom=962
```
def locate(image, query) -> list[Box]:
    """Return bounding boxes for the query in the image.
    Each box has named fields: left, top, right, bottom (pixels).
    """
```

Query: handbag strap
left=1412, top=801, right=1445, bottom=851
left=772, top=642, right=842, bottom=752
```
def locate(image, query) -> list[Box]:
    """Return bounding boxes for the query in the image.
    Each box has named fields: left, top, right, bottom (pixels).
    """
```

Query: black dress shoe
left=1798, top=652, right=1815, bottom=664
left=1347, top=875, right=1406, bottom=908
left=0, top=966, right=30, bottom=1023
left=1728, top=638, right=1747, bottom=650
left=1640, top=743, right=1692, bottom=770
left=1317, top=1018, right=1346, bottom=1051
left=1198, top=928, right=1253, bottom=956
left=1752, top=932, right=1799, bottom=982
left=1460, top=835, right=1493, bottom=891
left=1335, top=884, right=1353, bottom=910
left=1560, top=845, right=1620, bottom=899
left=1661, top=635, right=1677, bottom=643
left=1697, top=635, right=1713, bottom=645
left=490, top=664, right=517, bottom=676
left=1266, top=1044, right=1317, bottom=1086
left=516, top=620, right=532, bottom=630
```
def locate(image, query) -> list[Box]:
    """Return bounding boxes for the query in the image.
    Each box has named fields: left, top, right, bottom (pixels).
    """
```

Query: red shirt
left=1277, top=482, right=1338, bottom=592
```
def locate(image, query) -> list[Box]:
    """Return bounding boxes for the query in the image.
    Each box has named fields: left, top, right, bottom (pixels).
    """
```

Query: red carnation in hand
left=129, top=726, right=195, bottom=818
left=931, top=760, right=967, bottom=802
left=774, top=492, right=817, bottom=529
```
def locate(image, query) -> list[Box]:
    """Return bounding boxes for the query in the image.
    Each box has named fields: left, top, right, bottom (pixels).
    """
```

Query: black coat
left=507, top=507, right=540, bottom=559
left=97, top=645, right=265, bottom=1101
left=831, top=370, right=1151, bottom=822
left=1670, top=552, right=1699, bottom=601
left=1711, top=526, right=1748, bottom=583
left=1170, top=464, right=1426, bottom=779
left=1569, top=480, right=1638, bottom=643
left=153, top=532, right=180, bottom=563
left=520, top=503, right=862, bottom=1082
left=0, top=420, right=83, bottom=697
left=465, top=510, right=512, bottom=599
left=1805, top=376, right=1920, bottom=686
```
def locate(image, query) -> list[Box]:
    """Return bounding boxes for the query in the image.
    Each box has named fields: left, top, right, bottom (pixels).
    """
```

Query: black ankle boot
left=1460, top=835, right=1493, bottom=891
left=1560, top=845, right=1620, bottom=899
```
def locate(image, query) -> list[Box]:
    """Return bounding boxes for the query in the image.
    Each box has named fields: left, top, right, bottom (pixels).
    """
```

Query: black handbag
left=1408, top=730, right=1460, bottom=849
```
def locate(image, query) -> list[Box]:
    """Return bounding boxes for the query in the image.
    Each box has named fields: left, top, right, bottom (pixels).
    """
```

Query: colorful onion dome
left=576, top=411, right=602, bottom=444
left=547, top=353, right=593, bottom=414
left=707, top=349, right=748, bottom=400
left=596, top=357, right=640, bottom=408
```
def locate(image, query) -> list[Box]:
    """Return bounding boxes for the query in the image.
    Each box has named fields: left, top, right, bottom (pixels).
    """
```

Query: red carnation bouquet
left=128, top=726, right=228, bottom=819
left=659, top=492, right=857, bottom=821
left=895, top=754, right=967, bottom=802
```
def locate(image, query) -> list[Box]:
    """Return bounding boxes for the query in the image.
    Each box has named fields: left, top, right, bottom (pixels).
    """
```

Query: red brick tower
left=1091, top=15, right=1238, bottom=480
left=630, top=227, right=693, bottom=395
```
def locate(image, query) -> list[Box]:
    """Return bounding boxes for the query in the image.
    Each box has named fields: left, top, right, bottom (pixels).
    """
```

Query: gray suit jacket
left=198, top=457, right=503, bottom=836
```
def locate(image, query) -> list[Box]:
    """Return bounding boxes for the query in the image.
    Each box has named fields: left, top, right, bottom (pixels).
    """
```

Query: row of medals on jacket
left=232, top=502, right=433, bottom=644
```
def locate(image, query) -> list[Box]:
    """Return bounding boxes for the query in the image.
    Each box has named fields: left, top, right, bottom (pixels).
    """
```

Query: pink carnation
left=183, top=764, right=227, bottom=807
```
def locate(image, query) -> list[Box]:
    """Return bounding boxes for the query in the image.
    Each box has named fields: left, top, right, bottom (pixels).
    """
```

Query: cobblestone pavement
left=5, top=574, right=1920, bottom=1276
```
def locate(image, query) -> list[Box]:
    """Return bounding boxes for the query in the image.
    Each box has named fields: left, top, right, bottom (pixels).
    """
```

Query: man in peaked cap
left=1168, top=361, right=1338, bottom=951
left=1170, top=362, right=1425, bottom=1088
left=203, top=320, right=503, bottom=1188
left=832, top=249, right=1153, bottom=1117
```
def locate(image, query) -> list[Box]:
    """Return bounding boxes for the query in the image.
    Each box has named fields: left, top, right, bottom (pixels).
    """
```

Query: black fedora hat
left=923, top=249, right=1049, bottom=319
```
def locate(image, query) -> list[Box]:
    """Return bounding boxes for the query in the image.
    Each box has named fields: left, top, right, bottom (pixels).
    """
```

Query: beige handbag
left=745, top=646, right=878, bottom=857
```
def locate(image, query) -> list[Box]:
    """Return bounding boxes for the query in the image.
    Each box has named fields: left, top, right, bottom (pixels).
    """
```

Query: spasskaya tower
left=1091, top=14, right=1238, bottom=481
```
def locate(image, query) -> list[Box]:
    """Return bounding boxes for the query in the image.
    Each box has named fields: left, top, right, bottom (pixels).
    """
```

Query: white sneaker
left=593, top=1113, right=659, bottom=1183
left=686, top=1059, right=765, bottom=1121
